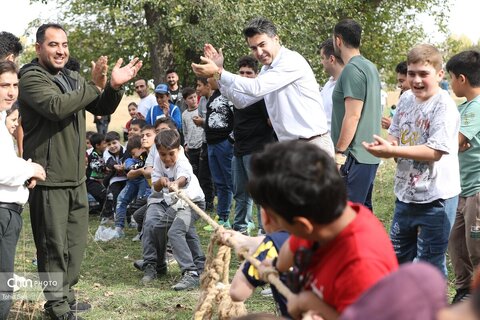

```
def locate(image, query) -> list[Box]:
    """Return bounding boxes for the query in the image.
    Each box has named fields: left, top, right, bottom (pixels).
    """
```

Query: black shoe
left=133, top=259, right=144, bottom=271
left=52, top=311, right=84, bottom=320
left=69, top=301, right=91, bottom=313
left=452, top=287, right=471, bottom=304
left=141, top=264, right=157, bottom=285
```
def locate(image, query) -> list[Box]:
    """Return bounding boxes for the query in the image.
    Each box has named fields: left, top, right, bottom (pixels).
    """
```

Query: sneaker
left=132, top=233, right=141, bottom=242
left=452, top=287, right=471, bottom=304
left=157, top=264, right=168, bottom=276
left=113, top=227, right=125, bottom=239
left=54, top=311, right=84, bottom=320
left=171, top=271, right=199, bottom=291
left=133, top=259, right=144, bottom=271
left=219, top=220, right=231, bottom=229
left=260, top=287, right=273, bottom=297
left=128, top=221, right=138, bottom=229
left=141, top=264, right=157, bottom=285
left=69, top=301, right=91, bottom=313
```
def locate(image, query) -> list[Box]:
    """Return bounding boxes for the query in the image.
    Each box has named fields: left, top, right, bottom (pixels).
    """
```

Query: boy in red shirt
left=249, top=141, right=398, bottom=320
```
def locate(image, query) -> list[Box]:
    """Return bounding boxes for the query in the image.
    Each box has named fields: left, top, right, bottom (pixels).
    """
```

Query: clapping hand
left=91, top=56, right=108, bottom=90
left=110, top=57, right=143, bottom=90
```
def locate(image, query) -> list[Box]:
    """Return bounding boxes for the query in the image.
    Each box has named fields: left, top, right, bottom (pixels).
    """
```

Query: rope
left=169, top=186, right=296, bottom=315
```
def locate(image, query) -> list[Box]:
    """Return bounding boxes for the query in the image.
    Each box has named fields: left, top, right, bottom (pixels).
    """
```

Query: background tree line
left=26, top=0, right=477, bottom=91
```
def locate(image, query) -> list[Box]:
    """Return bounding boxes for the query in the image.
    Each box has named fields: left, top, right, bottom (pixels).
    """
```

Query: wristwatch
left=213, top=68, right=222, bottom=81
left=335, top=147, right=346, bottom=155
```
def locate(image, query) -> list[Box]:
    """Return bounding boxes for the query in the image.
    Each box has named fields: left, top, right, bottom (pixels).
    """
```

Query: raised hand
left=91, top=56, right=108, bottom=90
left=204, top=43, right=224, bottom=68
left=110, top=57, right=143, bottom=90
left=191, top=56, right=220, bottom=77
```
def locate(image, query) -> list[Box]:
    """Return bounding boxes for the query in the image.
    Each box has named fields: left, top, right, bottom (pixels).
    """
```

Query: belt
left=299, top=132, right=328, bottom=141
left=0, top=202, right=24, bottom=214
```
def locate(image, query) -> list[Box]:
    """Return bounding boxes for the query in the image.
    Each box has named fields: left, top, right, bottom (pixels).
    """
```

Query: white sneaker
left=132, top=233, right=141, bottom=242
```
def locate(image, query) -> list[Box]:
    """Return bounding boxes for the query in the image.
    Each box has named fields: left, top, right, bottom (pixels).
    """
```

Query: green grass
left=9, top=159, right=455, bottom=319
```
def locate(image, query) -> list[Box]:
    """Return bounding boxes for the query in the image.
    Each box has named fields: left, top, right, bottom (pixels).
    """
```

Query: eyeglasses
left=285, top=243, right=318, bottom=293
left=239, top=71, right=255, bottom=75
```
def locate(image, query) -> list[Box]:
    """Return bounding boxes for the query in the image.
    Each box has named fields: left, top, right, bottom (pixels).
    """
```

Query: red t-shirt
left=289, top=203, right=398, bottom=313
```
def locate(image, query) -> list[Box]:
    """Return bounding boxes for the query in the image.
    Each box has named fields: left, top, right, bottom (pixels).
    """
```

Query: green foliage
left=30, top=0, right=452, bottom=89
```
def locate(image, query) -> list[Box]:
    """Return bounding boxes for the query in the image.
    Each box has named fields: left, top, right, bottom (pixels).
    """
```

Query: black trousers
left=198, top=143, right=215, bottom=205
left=0, top=206, right=22, bottom=320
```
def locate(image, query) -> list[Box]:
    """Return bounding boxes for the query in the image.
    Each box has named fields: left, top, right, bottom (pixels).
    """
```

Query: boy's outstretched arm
left=363, top=134, right=444, bottom=161
left=229, top=264, right=255, bottom=302
left=288, top=291, right=339, bottom=320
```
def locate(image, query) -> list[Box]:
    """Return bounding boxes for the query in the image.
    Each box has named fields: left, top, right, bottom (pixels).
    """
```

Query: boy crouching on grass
left=141, top=129, right=206, bottom=289
left=249, top=141, right=398, bottom=320
left=363, top=44, right=460, bottom=277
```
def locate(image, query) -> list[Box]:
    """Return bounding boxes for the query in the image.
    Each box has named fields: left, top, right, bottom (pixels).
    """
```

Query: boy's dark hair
left=446, top=50, right=480, bottom=87
left=249, top=141, right=347, bottom=225
left=182, top=86, right=196, bottom=99
left=126, top=135, right=142, bottom=154
left=141, top=124, right=155, bottom=132
left=105, top=131, right=120, bottom=143
left=243, top=17, right=277, bottom=38
left=0, top=31, right=23, bottom=60
left=89, top=133, right=105, bottom=149
left=155, top=129, right=180, bottom=150
left=318, top=38, right=344, bottom=65
left=36, top=23, right=66, bottom=44
left=237, top=55, right=258, bottom=73
left=86, top=130, right=95, bottom=140
left=154, top=117, right=177, bottom=131
left=0, top=60, right=17, bottom=76
left=130, top=118, right=147, bottom=129
left=333, top=19, right=362, bottom=49
left=196, top=77, right=208, bottom=85
left=395, top=61, right=407, bottom=75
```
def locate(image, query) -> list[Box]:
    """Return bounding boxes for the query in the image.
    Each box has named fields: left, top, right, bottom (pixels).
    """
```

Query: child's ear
left=292, top=216, right=314, bottom=235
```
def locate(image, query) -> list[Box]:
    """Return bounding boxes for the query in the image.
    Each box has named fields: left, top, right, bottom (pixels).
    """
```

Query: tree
left=30, top=0, right=453, bottom=88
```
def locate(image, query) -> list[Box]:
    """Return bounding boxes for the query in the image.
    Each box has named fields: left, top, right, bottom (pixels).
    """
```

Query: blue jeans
left=115, top=178, right=150, bottom=228
left=390, top=196, right=458, bottom=276
left=341, top=154, right=378, bottom=211
left=232, top=154, right=255, bottom=231
left=208, top=139, right=233, bottom=221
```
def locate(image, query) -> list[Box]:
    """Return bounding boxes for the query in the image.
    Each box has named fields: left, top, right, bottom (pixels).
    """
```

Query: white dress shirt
left=0, top=111, right=34, bottom=205
left=219, top=46, right=328, bottom=141
left=320, top=77, right=336, bottom=131
left=137, top=94, right=157, bottom=118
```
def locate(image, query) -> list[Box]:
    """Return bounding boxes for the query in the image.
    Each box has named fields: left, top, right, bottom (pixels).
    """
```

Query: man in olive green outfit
left=18, top=23, right=142, bottom=320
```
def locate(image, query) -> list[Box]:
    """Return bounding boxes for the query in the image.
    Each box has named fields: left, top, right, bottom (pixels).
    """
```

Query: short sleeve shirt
left=331, top=55, right=381, bottom=164
left=388, top=90, right=460, bottom=203
left=458, top=96, right=480, bottom=196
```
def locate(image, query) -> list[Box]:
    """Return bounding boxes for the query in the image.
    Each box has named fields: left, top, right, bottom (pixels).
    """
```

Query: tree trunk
left=143, top=2, right=174, bottom=85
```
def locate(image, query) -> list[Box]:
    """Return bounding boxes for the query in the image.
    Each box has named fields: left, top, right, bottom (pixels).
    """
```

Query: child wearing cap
left=146, top=83, right=182, bottom=131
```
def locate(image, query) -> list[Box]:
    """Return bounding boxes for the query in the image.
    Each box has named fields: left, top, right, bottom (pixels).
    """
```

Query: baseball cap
left=154, top=83, right=169, bottom=94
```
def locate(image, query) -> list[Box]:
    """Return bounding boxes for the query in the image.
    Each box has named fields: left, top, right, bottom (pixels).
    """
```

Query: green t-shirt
left=458, top=96, right=480, bottom=197
left=331, top=55, right=381, bottom=164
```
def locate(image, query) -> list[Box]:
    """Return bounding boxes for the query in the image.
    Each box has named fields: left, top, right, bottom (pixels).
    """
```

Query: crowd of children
left=74, top=18, right=480, bottom=320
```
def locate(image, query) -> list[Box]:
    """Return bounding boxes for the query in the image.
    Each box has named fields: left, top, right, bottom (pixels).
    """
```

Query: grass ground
left=8, top=159, right=402, bottom=320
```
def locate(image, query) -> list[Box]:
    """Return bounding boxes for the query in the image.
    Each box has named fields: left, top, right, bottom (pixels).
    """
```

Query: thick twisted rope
left=169, top=186, right=296, bottom=303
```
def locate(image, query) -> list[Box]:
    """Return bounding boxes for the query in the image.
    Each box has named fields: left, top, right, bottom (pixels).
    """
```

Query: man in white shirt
left=134, top=78, right=157, bottom=117
left=318, top=38, right=344, bottom=131
left=0, top=61, right=45, bottom=319
left=191, top=17, right=333, bottom=157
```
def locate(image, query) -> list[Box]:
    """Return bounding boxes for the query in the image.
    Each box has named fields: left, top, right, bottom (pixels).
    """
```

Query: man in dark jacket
left=18, top=23, right=142, bottom=320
